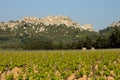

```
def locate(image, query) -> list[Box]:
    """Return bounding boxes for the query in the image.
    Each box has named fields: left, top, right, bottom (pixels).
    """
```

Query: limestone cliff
left=0, top=16, right=94, bottom=31
left=81, top=24, right=94, bottom=31
left=110, top=21, right=120, bottom=27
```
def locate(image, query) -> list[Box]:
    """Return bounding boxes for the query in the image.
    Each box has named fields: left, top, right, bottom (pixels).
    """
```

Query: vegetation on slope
left=0, top=22, right=120, bottom=50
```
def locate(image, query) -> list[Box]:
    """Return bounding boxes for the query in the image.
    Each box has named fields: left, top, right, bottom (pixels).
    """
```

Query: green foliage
left=0, top=50, right=119, bottom=79
left=18, top=74, right=23, bottom=80
left=21, top=36, right=53, bottom=50
left=109, top=28, right=120, bottom=48
left=99, top=26, right=120, bottom=36
left=6, top=74, right=14, bottom=80
left=0, top=22, right=120, bottom=50
left=83, top=36, right=93, bottom=49
left=94, top=36, right=109, bottom=48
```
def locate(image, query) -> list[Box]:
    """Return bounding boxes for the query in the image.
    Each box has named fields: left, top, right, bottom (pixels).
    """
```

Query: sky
left=0, top=0, right=120, bottom=31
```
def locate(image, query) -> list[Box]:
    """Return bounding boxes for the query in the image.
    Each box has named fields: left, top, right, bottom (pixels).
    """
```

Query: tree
left=83, top=36, right=93, bottom=49
left=21, top=36, right=53, bottom=50
left=109, top=28, right=120, bottom=48
left=94, top=36, right=109, bottom=49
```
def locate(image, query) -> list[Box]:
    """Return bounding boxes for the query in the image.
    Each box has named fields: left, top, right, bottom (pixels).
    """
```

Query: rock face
left=0, top=21, right=18, bottom=29
left=81, top=24, right=94, bottom=31
left=110, top=21, right=120, bottom=27
left=0, top=16, right=94, bottom=31
left=22, top=16, right=81, bottom=29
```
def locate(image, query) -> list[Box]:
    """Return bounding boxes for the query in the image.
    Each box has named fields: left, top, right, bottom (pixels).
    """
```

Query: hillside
left=99, top=21, right=120, bottom=37
left=0, top=16, right=97, bottom=49
left=0, top=16, right=119, bottom=50
left=0, top=16, right=94, bottom=31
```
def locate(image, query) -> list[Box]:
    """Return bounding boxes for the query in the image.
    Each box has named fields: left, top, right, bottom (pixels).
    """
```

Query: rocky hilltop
left=110, top=21, right=120, bottom=27
left=0, top=16, right=94, bottom=31
left=81, top=24, right=94, bottom=31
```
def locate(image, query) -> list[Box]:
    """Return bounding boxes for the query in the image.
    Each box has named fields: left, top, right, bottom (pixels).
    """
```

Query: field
left=0, top=49, right=120, bottom=80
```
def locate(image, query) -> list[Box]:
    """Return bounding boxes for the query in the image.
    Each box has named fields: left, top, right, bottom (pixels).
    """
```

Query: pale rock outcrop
left=81, top=24, right=94, bottom=31
left=110, top=21, right=120, bottom=27
left=0, top=16, right=94, bottom=31
left=22, top=16, right=81, bottom=29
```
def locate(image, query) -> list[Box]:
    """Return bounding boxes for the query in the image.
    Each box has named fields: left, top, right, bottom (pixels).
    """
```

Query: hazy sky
left=0, top=0, right=120, bottom=31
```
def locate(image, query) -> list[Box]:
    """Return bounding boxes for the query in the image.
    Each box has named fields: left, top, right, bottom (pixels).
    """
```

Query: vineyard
left=0, top=49, right=120, bottom=80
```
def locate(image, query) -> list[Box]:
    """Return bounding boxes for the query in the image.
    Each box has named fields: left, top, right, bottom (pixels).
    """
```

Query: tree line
left=0, top=24, right=120, bottom=50
left=19, top=27, right=120, bottom=50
